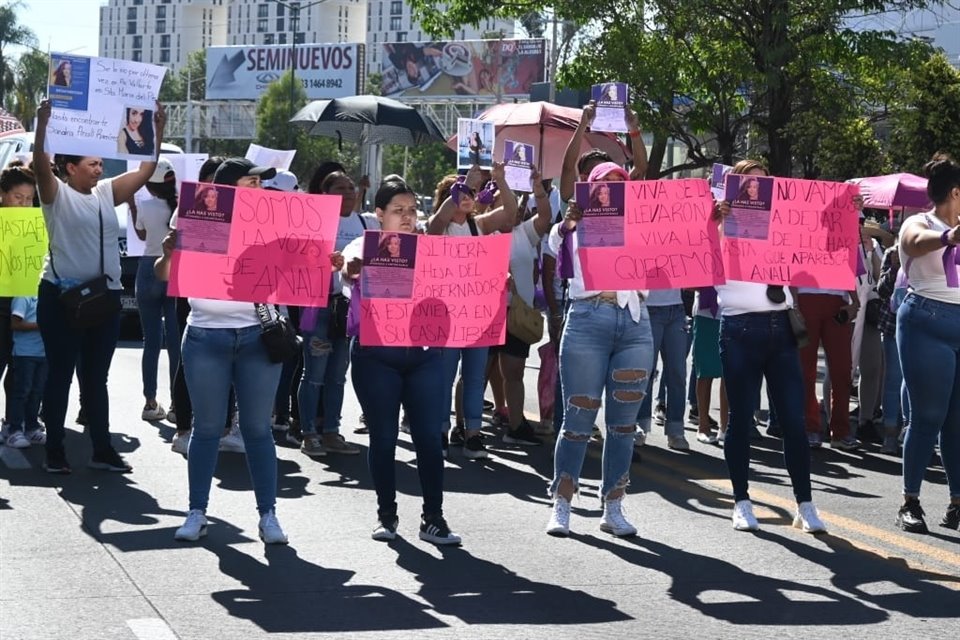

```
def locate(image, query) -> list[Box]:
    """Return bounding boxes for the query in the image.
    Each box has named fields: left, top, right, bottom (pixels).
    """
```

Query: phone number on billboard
left=301, top=78, right=344, bottom=89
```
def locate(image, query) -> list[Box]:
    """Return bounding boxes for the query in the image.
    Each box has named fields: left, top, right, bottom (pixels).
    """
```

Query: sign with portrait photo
left=590, top=82, right=628, bottom=133
left=723, top=174, right=775, bottom=240
left=45, top=53, right=166, bottom=161
left=575, top=181, right=627, bottom=248
left=503, top=140, right=534, bottom=193
left=457, top=118, right=495, bottom=169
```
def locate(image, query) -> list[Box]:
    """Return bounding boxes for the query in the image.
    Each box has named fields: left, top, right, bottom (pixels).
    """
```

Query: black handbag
left=255, top=303, right=302, bottom=363
left=864, top=298, right=883, bottom=327
left=787, top=308, right=809, bottom=349
left=51, top=204, right=121, bottom=329
left=327, top=294, right=350, bottom=339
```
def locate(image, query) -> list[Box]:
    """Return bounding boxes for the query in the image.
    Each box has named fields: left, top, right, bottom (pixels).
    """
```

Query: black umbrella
left=289, top=95, right=446, bottom=147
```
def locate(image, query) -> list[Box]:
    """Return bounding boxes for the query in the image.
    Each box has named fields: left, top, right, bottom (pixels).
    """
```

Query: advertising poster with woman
left=176, top=182, right=236, bottom=254
left=723, top=174, right=775, bottom=240
left=590, top=82, right=629, bottom=133
left=362, top=230, right=418, bottom=298
left=457, top=118, right=495, bottom=169
left=575, top=181, right=627, bottom=247
left=503, top=140, right=535, bottom=193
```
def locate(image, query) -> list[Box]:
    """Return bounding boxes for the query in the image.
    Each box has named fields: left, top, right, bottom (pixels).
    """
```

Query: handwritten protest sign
left=591, top=82, right=628, bottom=133
left=722, top=178, right=861, bottom=289
left=0, top=208, right=47, bottom=296
left=46, top=54, right=166, bottom=161
left=126, top=153, right=210, bottom=256
left=245, top=143, right=296, bottom=171
left=578, top=179, right=724, bottom=290
left=168, top=182, right=341, bottom=305
left=359, top=231, right=510, bottom=347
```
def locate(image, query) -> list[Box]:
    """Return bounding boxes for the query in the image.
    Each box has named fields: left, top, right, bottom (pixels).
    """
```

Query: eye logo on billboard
left=206, top=44, right=362, bottom=100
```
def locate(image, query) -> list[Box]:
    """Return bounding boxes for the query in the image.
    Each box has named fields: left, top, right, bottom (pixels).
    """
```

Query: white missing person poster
left=46, top=53, right=166, bottom=161
left=245, top=144, right=296, bottom=171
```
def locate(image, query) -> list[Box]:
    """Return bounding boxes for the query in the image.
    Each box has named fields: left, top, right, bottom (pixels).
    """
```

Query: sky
left=10, top=0, right=102, bottom=58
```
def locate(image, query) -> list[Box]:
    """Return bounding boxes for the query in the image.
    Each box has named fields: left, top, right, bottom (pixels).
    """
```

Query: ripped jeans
left=297, top=308, right=350, bottom=436
left=550, top=299, right=653, bottom=499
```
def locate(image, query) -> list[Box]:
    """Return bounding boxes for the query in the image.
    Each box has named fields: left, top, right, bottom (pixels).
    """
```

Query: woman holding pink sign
left=894, top=154, right=960, bottom=535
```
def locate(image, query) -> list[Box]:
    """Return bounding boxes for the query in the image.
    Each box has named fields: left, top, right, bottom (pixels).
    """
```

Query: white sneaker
left=141, top=403, right=167, bottom=422
left=166, top=407, right=177, bottom=423
left=25, top=428, right=46, bottom=445
left=667, top=435, right=690, bottom=451
left=4, top=430, right=30, bottom=449
left=634, top=430, right=647, bottom=448
left=171, top=431, right=190, bottom=455
left=600, top=496, right=637, bottom=537
left=793, top=501, right=827, bottom=534
left=258, top=511, right=289, bottom=544
left=219, top=425, right=246, bottom=453
left=732, top=499, right=759, bottom=531
left=546, top=496, right=572, bottom=536
left=174, top=509, right=208, bottom=541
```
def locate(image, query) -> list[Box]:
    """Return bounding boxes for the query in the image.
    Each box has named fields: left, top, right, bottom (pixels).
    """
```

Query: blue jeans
left=351, top=342, right=445, bottom=518
left=720, top=311, right=811, bottom=504
left=440, top=346, right=488, bottom=431
left=37, top=280, right=120, bottom=455
left=297, top=308, right=350, bottom=435
left=637, top=304, right=687, bottom=437
left=182, top=324, right=281, bottom=515
left=881, top=331, right=908, bottom=430
left=897, top=294, right=960, bottom=498
left=8, top=356, right=48, bottom=432
left=136, top=257, right=180, bottom=400
left=552, top=300, right=654, bottom=498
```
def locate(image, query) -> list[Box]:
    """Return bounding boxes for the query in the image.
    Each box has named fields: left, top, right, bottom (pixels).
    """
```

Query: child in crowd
left=4, top=296, right=47, bottom=448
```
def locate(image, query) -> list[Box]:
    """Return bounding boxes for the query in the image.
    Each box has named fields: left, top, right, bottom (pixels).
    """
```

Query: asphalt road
left=1, top=341, right=959, bottom=640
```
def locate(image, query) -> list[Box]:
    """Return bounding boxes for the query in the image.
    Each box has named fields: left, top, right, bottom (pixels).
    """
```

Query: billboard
left=206, top=43, right=363, bottom=100
left=379, top=39, right=546, bottom=100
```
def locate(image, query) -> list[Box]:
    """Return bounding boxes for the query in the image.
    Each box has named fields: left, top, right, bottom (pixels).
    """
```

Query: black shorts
left=490, top=329, right=531, bottom=359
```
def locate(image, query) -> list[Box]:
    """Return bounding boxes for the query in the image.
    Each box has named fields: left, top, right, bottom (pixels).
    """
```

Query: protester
left=894, top=154, right=960, bottom=534
left=876, top=243, right=909, bottom=454
left=545, top=161, right=654, bottom=538
left=155, top=158, right=311, bottom=544
left=714, top=159, right=826, bottom=534
left=33, top=99, right=165, bottom=474
left=5, top=296, right=47, bottom=448
left=296, top=171, right=373, bottom=458
left=131, top=157, right=179, bottom=422
left=691, top=287, right=727, bottom=444
left=428, top=163, right=520, bottom=459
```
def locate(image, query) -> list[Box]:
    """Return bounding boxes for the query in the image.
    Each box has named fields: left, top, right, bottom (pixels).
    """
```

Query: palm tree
left=11, top=49, right=46, bottom=126
left=0, top=1, right=36, bottom=107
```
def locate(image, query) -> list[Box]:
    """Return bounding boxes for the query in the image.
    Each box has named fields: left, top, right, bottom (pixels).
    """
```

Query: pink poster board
left=168, top=181, right=341, bottom=305
left=722, top=178, right=861, bottom=289
left=360, top=232, right=511, bottom=347
left=578, top=179, right=724, bottom=290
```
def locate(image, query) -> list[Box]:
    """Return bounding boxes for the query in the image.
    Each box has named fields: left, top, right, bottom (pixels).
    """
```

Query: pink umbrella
left=847, top=173, right=930, bottom=209
left=445, top=101, right=632, bottom=180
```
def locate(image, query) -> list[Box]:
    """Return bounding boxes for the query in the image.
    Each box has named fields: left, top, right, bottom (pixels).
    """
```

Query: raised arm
left=112, top=102, right=166, bottom=205
left=530, top=167, right=553, bottom=237
left=900, top=218, right=959, bottom=258
left=626, top=108, right=648, bottom=179
left=559, top=101, right=595, bottom=202
left=476, top=163, right=518, bottom=234
left=32, top=100, right=60, bottom=205
left=426, top=164, right=483, bottom=235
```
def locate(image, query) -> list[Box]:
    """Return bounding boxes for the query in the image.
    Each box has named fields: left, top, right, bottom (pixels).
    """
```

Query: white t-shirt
left=716, top=281, right=793, bottom=316
left=899, top=212, right=960, bottom=305
left=446, top=218, right=481, bottom=237
left=340, top=235, right=364, bottom=299
left=134, top=197, right=175, bottom=257
left=332, top=212, right=379, bottom=295
left=508, top=218, right=542, bottom=306
left=170, top=208, right=260, bottom=328
left=645, top=288, right=682, bottom=307
left=41, top=179, right=122, bottom=290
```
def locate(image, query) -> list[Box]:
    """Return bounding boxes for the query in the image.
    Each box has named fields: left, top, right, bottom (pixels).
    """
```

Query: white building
left=364, top=0, right=516, bottom=71
left=226, top=0, right=366, bottom=47
left=99, top=0, right=228, bottom=70
left=848, top=5, right=960, bottom=67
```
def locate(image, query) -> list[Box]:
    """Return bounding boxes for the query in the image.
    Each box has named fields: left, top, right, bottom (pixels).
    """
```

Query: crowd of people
left=0, top=98, right=957, bottom=546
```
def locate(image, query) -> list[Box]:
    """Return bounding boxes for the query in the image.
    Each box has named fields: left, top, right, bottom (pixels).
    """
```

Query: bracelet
left=942, top=229, right=955, bottom=247
left=628, top=129, right=641, bottom=138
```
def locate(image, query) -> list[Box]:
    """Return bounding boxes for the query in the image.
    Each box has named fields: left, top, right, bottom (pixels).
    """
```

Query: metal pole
left=549, top=10, right=558, bottom=103
left=185, top=65, right=193, bottom=152
left=289, top=4, right=299, bottom=149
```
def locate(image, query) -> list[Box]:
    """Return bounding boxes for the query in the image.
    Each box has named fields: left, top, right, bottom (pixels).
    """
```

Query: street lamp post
left=269, top=0, right=328, bottom=148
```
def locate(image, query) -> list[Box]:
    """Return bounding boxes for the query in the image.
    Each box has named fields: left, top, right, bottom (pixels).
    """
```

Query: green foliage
left=365, top=71, right=383, bottom=96
left=255, top=70, right=360, bottom=186
left=382, top=142, right=457, bottom=198
left=159, top=49, right=206, bottom=102
left=0, top=0, right=36, bottom=107
left=889, top=52, right=960, bottom=174
left=7, top=48, right=46, bottom=127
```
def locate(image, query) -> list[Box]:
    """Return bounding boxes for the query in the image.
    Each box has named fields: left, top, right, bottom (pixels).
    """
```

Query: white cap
left=148, top=157, right=175, bottom=184
left=262, top=170, right=300, bottom=192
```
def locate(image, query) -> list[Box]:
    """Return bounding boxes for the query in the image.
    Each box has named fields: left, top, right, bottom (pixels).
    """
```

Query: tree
left=382, top=142, right=457, bottom=198
left=159, top=49, right=206, bottom=102
left=0, top=1, right=35, bottom=107
left=255, top=70, right=360, bottom=185
left=9, top=49, right=47, bottom=127
left=889, top=52, right=960, bottom=173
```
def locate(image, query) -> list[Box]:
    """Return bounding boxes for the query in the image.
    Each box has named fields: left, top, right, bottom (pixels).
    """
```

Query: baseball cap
left=148, top=157, right=175, bottom=184
left=262, top=170, right=300, bottom=192
left=587, top=162, right=630, bottom=183
left=212, top=158, right=277, bottom=186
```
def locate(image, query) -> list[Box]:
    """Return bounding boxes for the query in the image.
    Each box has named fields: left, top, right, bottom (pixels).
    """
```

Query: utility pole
left=185, top=65, right=193, bottom=152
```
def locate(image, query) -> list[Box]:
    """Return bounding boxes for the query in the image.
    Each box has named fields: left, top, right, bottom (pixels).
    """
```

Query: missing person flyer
left=503, top=140, right=535, bottom=193
left=590, top=82, right=629, bottom=133
left=361, top=230, right=418, bottom=298
left=457, top=118, right=495, bottom=169
left=575, top=181, right=626, bottom=248
left=723, top=174, right=775, bottom=240
left=177, top=181, right=235, bottom=254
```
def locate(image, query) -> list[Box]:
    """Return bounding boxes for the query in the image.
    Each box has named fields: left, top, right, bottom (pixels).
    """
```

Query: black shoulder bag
left=52, top=204, right=121, bottom=329
left=255, top=303, right=302, bottom=363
